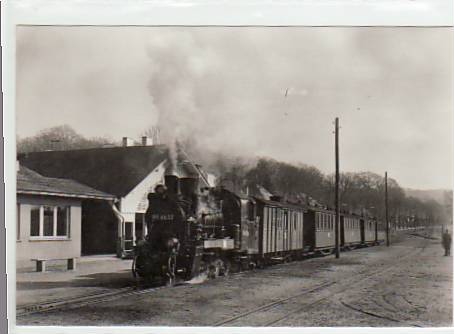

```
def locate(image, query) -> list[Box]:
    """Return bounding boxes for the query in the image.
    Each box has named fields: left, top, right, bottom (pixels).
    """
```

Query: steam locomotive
left=132, top=165, right=385, bottom=284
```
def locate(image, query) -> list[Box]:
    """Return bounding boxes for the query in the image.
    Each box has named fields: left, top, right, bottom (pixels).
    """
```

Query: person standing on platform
left=442, top=229, right=451, bottom=256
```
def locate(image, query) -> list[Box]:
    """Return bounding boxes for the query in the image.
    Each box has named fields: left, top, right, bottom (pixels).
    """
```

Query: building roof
left=17, top=165, right=115, bottom=200
left=18, top=145, right=210, bottom=197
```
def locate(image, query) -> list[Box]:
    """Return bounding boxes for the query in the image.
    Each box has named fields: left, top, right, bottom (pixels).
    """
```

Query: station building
left=16, top=163, right=115, bottom=269
left=18, top=139, right=213, bottom=258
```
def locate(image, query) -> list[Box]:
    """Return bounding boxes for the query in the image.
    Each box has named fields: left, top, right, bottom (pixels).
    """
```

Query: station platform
left=16, top=255, right=134, bottom=308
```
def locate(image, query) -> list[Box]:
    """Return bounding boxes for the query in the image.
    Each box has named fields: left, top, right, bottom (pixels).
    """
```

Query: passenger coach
left=303, top=207, right=336, bottom=253
left=341, top=213, right=362, bottom=248
left=256, top=197, right=306, bottom=262
left=362, top=217, right=377, bottom=245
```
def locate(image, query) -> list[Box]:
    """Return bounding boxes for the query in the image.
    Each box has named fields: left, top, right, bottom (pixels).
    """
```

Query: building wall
left=16, top=194, right=82, bottom=268
left=121, top=160, right=166, bottom=214
left=119, top=160, right=166, bottom=250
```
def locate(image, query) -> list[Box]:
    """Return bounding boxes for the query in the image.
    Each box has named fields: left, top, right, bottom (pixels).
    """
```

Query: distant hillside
left=404, top=188, right=452, bottom=205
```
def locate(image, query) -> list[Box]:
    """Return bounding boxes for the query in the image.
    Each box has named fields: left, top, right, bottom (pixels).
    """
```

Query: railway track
left=17, top=236, right=430, bottom=323
left=213, top=237, right=430, bottom=326
left=17, top=285, right=166, bottom=317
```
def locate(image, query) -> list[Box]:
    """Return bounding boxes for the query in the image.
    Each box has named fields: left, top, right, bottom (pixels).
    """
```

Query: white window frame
left=29, top=205, right=71, bottom=241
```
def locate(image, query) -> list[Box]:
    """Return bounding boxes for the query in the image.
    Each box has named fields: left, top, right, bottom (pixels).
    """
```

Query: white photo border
left=3, top=1, right=453, bottom=334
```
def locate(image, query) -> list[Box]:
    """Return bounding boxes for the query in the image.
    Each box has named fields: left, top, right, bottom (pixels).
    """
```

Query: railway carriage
left=376, top=221, right=386, bottom=243
left=362, top=217, right=377, bottom=245
left=341, top=213, right=362, bottom=248
left=255, top=198, right=305, bottom=262
left=304, top=208, right=336, bottom=252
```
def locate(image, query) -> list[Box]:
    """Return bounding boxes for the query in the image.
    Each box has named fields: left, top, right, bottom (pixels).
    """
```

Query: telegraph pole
left=385, top=171, right=390, bottom=247
left=335, top=117, right=340, bottom=258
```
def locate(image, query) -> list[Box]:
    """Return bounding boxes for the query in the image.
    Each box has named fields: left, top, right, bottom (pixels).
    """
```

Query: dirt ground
left=17, top=232, right=452, bottom=327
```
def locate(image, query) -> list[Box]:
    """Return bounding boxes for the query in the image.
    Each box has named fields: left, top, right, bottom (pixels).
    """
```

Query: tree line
left=17, top=125, right=116, bottom=153
left=212, top=156, right=451, bottom=227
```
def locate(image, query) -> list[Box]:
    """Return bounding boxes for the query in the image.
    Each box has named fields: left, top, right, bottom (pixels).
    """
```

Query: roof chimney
left=141, top=136, right=153, bottom=146
left=122, top=137, right=134, bottom=147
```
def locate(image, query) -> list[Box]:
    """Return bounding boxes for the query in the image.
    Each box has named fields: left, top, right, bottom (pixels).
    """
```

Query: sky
left=16, top=26, right=453, bottom=190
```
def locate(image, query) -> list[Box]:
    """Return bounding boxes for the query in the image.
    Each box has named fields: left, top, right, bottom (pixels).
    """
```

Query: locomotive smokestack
left=165, top=174, right=180, bottom=195
left=165, top=159, right=180, bottom=195
left=179, top=161, right=200, bottom=197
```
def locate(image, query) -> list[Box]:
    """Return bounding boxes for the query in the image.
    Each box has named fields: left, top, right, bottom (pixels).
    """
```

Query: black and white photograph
left=4, top=1, right=454, bottom=332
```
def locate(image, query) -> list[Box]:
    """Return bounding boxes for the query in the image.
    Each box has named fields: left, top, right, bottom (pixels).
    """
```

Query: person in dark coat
left=442, top=229, right=451, bottom=256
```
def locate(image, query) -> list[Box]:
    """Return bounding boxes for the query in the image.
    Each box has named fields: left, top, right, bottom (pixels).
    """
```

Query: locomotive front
left=132, top=183, right=187, bottom=284
left=132, top=163, right=224, bottom=284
